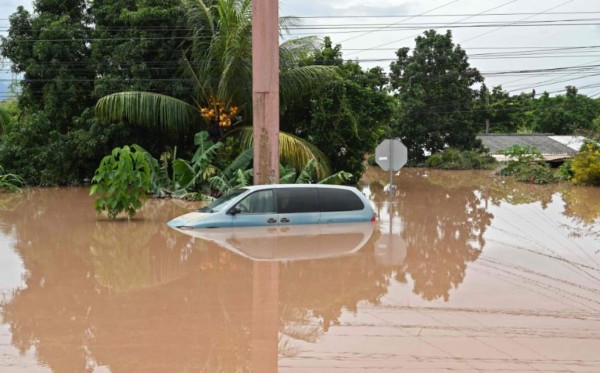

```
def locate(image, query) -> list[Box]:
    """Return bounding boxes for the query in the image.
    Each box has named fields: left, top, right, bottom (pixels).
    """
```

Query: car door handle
left=267, top=218, right=277, bottom=224
left=280, top=218, right=290, bottom=223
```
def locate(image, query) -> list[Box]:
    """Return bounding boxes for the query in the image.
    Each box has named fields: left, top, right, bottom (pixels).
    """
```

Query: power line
left=290, top=11, right=600, bottom=18
left=2, top=60, right=600, bottom=76
left=460, top=0, right=574, bottom=44
left=506, top=72, right=600, bottom=93
left=2, top=20, right=598, bottom=42
left=6, top=47, right=600, bottom=69
left=496, top=55, right=600, bottom=89
left=338, top=0, right=460, bottom=44
left=4, top=10, right=600, bottom=23
left=345, top=0, right=518, bottom=57
left=340, top=45, right=600, bottom=50
left=2, top=18, right=600, bottom=32
left=2, top=82, right=598, bottom=103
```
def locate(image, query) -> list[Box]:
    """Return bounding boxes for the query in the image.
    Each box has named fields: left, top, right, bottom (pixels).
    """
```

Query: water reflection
left=90, top=219, right=201, bottom=292
left=365, top=169, right=492, bottom=301
left=0, top=188, right=386, bottom=372
left=561, top=186, right=600, bottom=225
left=0, top=171, right=598, bottom=372
left=173, top=223, right=375, bottom=262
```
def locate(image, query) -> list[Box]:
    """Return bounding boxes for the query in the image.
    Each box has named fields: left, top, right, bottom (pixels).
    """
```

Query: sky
left=2, top=0, right=600, bottom=98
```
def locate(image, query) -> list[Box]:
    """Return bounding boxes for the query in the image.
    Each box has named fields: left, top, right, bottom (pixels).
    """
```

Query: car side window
left=276, top=188, right=318, bottom=214
left=318, top=188, right=364, bottom=212
left=236, top=190, right=275, bottom=214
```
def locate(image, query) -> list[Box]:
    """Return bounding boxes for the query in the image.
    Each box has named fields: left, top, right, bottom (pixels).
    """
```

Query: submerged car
left=168, top=184, right=376, bottom=229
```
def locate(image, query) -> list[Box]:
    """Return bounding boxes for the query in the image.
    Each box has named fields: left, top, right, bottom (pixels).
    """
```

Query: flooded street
left=1, top=168, right=599, bottom=372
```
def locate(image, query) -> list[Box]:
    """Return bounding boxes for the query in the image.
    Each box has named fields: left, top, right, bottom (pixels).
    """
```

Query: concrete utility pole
left=252, top=0, right=279, bottom=184
left=251, top=4, right=280, bottom=372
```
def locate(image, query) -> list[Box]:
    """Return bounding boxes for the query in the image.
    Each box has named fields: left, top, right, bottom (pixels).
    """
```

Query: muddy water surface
left=1, top=168, right=599, bottom=372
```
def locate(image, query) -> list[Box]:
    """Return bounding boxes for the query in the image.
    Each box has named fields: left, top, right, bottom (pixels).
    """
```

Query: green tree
left=508, top=91, right=537, bottom=132
left=283, top=37, right=393, bottom=180
left=89, top=0, right=191, bottom=101
left=0, top=109, right=122, bottom=185
left=0, top=2, right=121, bottom=185
left=389, top=30, right=483, bottom=161
left=474, top=84, right=521, bottom=134
left=532, top=87, right=600, bottom=135
left=87, top=0, right=200, bottom=156
left=95, top=0, right=335, bottom=138
left=1, top=2, right=94, bottom=132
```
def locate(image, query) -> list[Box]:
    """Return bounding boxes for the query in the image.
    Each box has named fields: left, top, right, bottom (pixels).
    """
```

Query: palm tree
left=95, top=0, right=336, bottom=177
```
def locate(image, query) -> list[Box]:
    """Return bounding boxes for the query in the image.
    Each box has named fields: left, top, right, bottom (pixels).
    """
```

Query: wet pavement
left=0, top=168, right=599, bottom=372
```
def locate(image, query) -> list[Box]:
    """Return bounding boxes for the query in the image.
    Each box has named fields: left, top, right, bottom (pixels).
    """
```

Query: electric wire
left=345, top=0, right=518, bottom=57
left=337, top=0, right=460, bottom=44
left=460, top=0, right=575, bottom=44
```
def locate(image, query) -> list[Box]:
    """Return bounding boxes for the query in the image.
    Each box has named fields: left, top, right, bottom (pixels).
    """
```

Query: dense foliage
left=94, top=131, right=354, bottom=203
left=0, top=107, right=12, bottom=129
left=426, top=148, right=497, bottom=170
left=474, top=85, right=600, bottom=135
left=0, top=0, right=181, bottom=185
left=498, top=145, right=558, bottom=184
left=1, top=1, right=600, bottom=187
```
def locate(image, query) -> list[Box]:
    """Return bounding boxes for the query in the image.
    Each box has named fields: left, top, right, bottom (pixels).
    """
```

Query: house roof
left=548, top=136, right=586, bottom=152
left=477, top=134, right=578, bottom=156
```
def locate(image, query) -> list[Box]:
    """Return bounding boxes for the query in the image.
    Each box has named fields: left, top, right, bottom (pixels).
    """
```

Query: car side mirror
left=229, top=206, right=241, bottom=215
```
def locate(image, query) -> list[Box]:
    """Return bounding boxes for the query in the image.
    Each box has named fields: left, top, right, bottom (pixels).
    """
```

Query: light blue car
left=168, top=184, right=376, bottom=229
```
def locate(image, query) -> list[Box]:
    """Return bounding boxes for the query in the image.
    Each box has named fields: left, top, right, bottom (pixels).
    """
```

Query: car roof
left=241, top=184, right=359, bottom=192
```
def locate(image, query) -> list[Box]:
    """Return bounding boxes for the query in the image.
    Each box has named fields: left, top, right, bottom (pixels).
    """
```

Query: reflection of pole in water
left=376, top=172, right=408, bottom=267
left=389, top=139, right=393, bottom=197
left=251, top=261, right=279, bottom=373
left=389, top=173, right=393, bottom=234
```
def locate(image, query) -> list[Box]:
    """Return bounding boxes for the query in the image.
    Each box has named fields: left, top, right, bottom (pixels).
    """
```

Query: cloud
left=0, top=0, right=31, bottom=18
left=281, top=0, right=413, bottom=17
left=332, top=4, right=413, bottom=17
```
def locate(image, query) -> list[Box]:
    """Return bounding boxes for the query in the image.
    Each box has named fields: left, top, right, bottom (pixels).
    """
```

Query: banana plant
left=208, top=149, right=254, bottom=194
left=132, top=145, right=173, bottom=197
left=280, top=159, right=353, bottom=185
left=172, top=131, right=223, bottom=193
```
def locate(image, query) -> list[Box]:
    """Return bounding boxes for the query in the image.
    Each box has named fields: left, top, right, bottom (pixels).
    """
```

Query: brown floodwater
left=0, top=168, right=599, bottom=372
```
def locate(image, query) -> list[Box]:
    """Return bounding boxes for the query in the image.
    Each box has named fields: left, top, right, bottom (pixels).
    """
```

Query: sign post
left=375, top=138, right=408, bottom=192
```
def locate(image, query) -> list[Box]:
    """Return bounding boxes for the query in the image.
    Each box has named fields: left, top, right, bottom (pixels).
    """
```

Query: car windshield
left=198, top=188, right=248, bottom=213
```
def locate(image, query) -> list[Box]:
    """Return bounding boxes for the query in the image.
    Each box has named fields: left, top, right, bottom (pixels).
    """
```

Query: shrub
left=496, top=145, right=560, bottom=184
left=513, top=163, right=558, bottom=184
left=556, top=159, right=574, bottom=181
left=367, top=155, right=376, bottom=166
left=426, top=148, right=497, bottom=170
left=90, top=145, right=151, bottom=219
left=0, top=166, right=24, bottom=192
left=571, top=141, right=600, bottom=185
left=498, top=145, right=544, bottom=176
